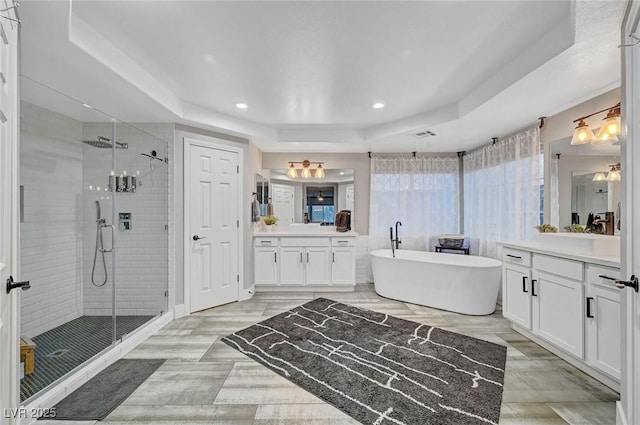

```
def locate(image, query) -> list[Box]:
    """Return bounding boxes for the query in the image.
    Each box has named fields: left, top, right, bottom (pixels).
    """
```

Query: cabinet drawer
left=533, top=254, right=584, bottom=281
left=587, top=264, right=621, bottom=291
left=332, top=237, right=355, bottom=247
left=280, top=237, right=330, bottom=247
left=254, top=237, right=278, bottom=247
left=502, top=248, right=531, bottom=267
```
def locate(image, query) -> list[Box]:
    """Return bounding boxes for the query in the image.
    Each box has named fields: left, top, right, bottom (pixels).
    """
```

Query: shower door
left=19, top=78, right=168, bottom=402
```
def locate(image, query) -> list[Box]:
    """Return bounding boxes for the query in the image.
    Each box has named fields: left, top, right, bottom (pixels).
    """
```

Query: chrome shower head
left=82, top=136, right=128, bottom=149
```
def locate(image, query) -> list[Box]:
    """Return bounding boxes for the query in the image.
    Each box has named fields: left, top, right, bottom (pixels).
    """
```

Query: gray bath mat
left=47, top=359, right=165, bottom=421
left=223, top=298, right=507, bottom=425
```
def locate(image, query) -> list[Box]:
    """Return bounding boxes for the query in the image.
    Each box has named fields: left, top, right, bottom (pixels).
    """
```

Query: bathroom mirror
left=550, top=137, right=620, bottom=231
left=255, top=173, right=269, bottom=217
left=267, top=168, right=354, bottom=225
left=571, top=171, right=620, bottom=226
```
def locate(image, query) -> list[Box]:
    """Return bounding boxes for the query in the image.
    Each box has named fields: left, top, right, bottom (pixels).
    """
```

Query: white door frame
left=619, top=3, right=640, bottom=424
left=183, top=137, right=244, bottom=314
left=0, top=6, right=21, bottom=424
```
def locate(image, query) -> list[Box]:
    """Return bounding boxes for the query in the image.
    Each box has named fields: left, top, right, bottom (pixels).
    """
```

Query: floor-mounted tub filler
left=370, top=249, right=503, bottom=315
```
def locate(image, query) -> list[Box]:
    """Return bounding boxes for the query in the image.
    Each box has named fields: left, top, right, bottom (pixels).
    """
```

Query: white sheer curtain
left=549, top=155, right=560, bottom=228
left=368, top=156, right=459, bottom=252
left=463, top=127, right=541, bottom=258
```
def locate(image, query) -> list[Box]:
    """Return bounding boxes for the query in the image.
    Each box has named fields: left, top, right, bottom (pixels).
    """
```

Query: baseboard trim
left=255, top=284, right=355, bottom=293
left=616, top=401, right=628, bottom=425
left=20, top=312, right=173, bottom=424
left=512, top=324, right=620, bottom=393
left=174, top=303, right=186, bottom=319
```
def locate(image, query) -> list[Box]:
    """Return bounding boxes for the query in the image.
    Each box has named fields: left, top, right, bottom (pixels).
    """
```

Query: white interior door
left=345, top=184, right=354, bottom=227
left=187, top=142, right=239, bottom=312
left=272, top=183, right=295, bottom=224
left=620, top=8, right=640, bottom=424
left=0, top=12, right=20, bottom=424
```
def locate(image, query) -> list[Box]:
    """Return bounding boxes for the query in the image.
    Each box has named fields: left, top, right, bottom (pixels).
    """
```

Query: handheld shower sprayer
left=91, top=200, right=108, bottom=287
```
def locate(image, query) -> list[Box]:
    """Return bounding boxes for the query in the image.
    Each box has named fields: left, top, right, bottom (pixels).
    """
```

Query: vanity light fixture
left=286, top=160, right=325, bottom=179
left=592, top=172, right=607, bottom=182
left=606, top=163, right=621, bottom=181
left=571, top=102, right=621, bottom=145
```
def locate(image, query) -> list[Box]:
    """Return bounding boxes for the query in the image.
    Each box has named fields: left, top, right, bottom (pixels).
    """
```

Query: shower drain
left=46, top=349, right=70, bottom=358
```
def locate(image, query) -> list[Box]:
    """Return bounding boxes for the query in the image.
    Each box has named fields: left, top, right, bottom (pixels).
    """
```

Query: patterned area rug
left=223, top=298, right=507, bottom=425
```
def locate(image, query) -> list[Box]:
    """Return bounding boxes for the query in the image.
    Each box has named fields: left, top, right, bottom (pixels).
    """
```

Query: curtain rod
left=463, top=123, right=540, bottom=157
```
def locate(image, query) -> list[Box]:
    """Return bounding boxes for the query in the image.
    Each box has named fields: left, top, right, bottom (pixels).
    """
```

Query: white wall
left=82, top=122, right=172, bottom=316
left=20, top=103, right=84, bottom=337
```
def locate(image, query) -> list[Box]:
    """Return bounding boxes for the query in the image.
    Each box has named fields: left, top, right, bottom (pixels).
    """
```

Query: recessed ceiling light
left=235, top=103, right=248, bottom=109
left=372, top=103, right=385, bottom=109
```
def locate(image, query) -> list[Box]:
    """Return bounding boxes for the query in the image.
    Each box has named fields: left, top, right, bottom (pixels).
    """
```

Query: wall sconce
left=571, top=102, right=621, bottom=145
left=286, top=160, right=325, bottom=179
left=606, top=163, right=621, bottom=181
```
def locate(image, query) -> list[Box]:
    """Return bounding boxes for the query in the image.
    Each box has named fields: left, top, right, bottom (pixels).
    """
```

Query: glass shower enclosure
left=19, top=78, right=169, bottom=401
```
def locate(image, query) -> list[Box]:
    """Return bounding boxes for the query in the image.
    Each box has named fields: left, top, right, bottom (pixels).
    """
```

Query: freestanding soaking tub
left=370, top=249, right=503, bottom=315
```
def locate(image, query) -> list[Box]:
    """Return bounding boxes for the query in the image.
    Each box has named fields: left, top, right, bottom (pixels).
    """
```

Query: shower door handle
left=99, top=224, right=116, bottom=253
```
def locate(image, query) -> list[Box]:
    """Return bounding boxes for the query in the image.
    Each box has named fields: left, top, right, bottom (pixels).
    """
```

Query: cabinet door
left=534, top=271, right=584, bottom=359
left=503, top=265, right=532, bottom=329
left=332, top=248, right=355, bottom=284
left=305, top=247, right=331, bottom=285
left=280, top=247, right=304, bottom=285
left=254, top=247, right=279, bottom=285
left=586, top=285, right=621, bottom=379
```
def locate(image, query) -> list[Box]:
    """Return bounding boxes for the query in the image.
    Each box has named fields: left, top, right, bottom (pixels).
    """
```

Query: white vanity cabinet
left=254, top=238, right=279, bottom=285
left=254, top=232, right=357, bottom=290
left=500, top=242, right=621, bottom=388
left=331, top=237, right=357, bottom=284
left=585, top=265, right=621, bottom=380
left=502, top=248, right=532, bottom=329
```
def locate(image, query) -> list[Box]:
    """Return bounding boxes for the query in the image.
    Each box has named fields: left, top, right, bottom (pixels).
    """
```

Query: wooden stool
left=20, top=337, right=36, bottom=375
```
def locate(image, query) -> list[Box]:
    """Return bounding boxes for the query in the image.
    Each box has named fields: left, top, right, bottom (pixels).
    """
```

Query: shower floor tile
left=20, top=315, right=153, bottom=402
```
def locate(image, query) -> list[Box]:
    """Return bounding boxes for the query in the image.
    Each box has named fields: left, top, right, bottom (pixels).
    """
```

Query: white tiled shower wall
left=20, top=103, right=84, bottom=337
left=82, top=123, right=171, bottom=316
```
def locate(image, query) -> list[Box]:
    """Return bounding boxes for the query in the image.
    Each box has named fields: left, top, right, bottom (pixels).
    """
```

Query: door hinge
left=237, top=274, right=240, bottom=282
left=237, top=165, right=239, bottom=173
left=164, top=291, right=168, bottom=297
left=237, top=220, right=240, bottom=228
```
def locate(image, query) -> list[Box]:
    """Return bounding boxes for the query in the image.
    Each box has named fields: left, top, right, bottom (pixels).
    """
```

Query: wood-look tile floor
left=41, top=284, right=619, bottom=425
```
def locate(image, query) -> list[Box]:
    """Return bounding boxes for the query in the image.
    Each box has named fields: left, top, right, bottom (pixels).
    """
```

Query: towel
left=251, top=199, right=260, bottom=222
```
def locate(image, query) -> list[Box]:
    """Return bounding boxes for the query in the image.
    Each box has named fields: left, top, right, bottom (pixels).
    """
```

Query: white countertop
left=497, top=240, right=620, bottom=268
left=254, top=230, right=359, bottom=237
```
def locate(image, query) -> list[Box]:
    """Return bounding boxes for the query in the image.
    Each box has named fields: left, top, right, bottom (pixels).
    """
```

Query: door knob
left=615, top=275, right=639, bottom=292
left=192, top=235, right=206, bottom=241
left=6, top=276, right=31, bottom=294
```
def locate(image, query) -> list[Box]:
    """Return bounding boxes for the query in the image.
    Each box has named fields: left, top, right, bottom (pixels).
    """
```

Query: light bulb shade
left=598, top=106, right=622, bottom=137
left=596, top=119, right=621, bottom=140
left=592, top=172, right=607, bottom=181
left=591, top=132, right=617, bottom=146
left=606, top=170, right=621, bottom=181
left=287, top=163, right=298, bottom=178
left=314, top=164, right=325, bottom=179
left=571, top=120, right=595, bottom=145
left=301, top=164, right=312, bottom=178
